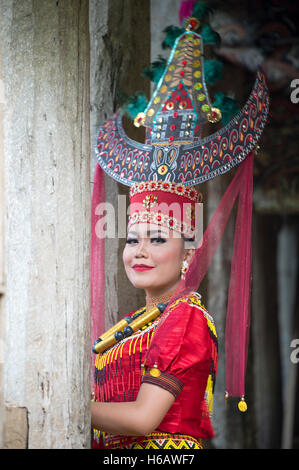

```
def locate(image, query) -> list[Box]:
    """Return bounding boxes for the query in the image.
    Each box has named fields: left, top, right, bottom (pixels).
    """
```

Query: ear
left=183, top=247, right=195, bottom=265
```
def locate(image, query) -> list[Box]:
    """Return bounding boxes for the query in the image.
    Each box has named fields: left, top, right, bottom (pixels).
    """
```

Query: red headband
left=128, top=181, right=202, bottom=238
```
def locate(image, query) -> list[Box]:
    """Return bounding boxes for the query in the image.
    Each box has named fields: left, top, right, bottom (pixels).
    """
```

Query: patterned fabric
left=93, top=430, right=203, bottom=450
left=93, top=293, right=218, bottom=447
left=189, top=295, right=218, bottom=417
left=141, top=292, right=218, bottom=424
left=142, top=370, right=184, bottom=399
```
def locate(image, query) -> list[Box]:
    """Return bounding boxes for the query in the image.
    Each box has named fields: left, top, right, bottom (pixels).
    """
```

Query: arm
left=91, top=382, right=175, bottom=436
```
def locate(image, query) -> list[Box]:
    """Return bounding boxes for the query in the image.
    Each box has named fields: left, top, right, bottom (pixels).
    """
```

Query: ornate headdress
left=91, top=1, right=269, bottom=410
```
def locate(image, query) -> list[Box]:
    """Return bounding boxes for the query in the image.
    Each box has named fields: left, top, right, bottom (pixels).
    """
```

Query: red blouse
left=93, top=293, right=218, bottom=446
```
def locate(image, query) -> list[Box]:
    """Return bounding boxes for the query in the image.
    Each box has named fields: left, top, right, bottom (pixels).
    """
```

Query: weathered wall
left=0, top=0, right=91, bottom=448
left=0, top=34, right=5, bottom=450
left=90, top=0, right=150, bottom=328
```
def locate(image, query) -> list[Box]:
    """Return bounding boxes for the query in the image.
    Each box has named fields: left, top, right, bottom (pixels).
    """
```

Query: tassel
left=128, top=337, right=135, bottom=394
left=109, top=347, right=117, bottom=400
left=132, top=336, right=140, bottom=398
left=204, top=59, right=223, bottom=86
left=119, top=342, right=126, bottom=401
left=114, top=343, right=122, bottom=402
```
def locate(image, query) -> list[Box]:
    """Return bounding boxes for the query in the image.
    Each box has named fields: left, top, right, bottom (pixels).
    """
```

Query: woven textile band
left=95, top=430, right=203, bottom=449
left=142, top=370, right=184, bottom=399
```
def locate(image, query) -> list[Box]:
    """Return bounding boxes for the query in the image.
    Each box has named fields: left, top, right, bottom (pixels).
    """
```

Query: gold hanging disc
left=150, top=367, right=161, bottom=378
left=238, top=398, right=248, bottom=412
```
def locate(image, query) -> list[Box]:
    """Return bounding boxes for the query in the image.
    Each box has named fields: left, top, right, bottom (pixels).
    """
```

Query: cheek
left=122, top=247, right=131, bottom=271
left=154, top=243, right=184, bottom=270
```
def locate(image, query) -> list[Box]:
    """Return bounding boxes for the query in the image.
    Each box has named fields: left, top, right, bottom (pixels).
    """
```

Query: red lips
left=132, top=264, right=154, bottom=271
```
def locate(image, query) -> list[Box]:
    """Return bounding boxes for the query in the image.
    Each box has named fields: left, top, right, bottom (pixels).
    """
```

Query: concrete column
left=0, top=0, right=91, bottom=448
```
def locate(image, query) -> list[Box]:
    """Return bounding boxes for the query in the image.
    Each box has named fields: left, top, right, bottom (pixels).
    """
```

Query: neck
left=145, top=288, right=177, bottom=312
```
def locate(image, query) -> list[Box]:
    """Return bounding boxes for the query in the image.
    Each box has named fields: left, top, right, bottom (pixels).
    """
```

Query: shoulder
left=166, top=292, right=216, bottom=336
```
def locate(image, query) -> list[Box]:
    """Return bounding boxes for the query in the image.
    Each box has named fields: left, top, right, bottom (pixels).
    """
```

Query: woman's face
left=123, top=223, right=185, bottom=298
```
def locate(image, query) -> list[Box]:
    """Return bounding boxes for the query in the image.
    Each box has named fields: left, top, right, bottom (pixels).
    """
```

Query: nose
left=135, top=239, right=149, bottom=258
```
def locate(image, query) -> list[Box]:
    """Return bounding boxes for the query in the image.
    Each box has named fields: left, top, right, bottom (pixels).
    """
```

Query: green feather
left=192, top=1, right=214, bottom=20
left=121, top=92, right=148, bottom=120
left=201, top=24, right=221, bottom=46
left=142, top=56, right=167, bottom=84
left=162, top=25, right=184, bottom=49
left=212, top=91, right=240, bottom=125
left=204, top=60, right=223, bottom=86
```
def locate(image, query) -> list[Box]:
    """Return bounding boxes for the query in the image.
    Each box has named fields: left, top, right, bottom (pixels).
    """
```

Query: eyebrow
left=127, top=229, right=168, bottom=237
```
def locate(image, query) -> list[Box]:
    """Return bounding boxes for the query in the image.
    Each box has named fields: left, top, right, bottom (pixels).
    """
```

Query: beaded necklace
left=92, top=303, right=168, bottom=355
left=146, top=291, right=175, bottom=312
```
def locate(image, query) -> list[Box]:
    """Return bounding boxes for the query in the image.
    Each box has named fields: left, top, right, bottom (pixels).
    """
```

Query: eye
left=151, top=237, right=166, bottom=244
left=126, top=238, right=138, bottom=245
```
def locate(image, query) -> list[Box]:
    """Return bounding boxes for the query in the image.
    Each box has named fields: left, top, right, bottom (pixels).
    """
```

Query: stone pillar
left=90, top=0, right=150, bottom=328
left=0, top=0, right=91, bottom=448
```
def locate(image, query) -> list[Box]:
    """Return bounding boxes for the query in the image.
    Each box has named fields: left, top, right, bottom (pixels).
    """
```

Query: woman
left=91, top=181, right=218, bottom=449
left=91, top=6, right=268, bottom=448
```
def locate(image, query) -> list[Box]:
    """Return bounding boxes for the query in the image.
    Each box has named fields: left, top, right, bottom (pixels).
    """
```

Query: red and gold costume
left=91, top=2, right=269, bottom=448
left=92, top=292, right=218, bottom=449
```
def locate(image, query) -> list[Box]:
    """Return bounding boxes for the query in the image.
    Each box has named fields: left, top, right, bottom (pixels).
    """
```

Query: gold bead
left=185, top=16, right=200, bottom=32
left=207, top=107, right=222, bottom=123
left=134, top=112, right=145, bottom=128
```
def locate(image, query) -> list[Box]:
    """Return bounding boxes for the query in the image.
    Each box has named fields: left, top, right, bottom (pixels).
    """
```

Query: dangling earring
left=181, top=260, right=189, bottom=280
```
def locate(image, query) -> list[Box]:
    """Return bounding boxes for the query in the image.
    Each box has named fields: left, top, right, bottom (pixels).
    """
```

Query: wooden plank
left=4, top=407, right=28, bottom=449
left=0, top=0, right=91, bottom=448
left=0, top=32, right=5, bottom=451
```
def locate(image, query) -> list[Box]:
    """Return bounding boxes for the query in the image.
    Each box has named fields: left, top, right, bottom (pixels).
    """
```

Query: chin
left=130, top=279, right=152, bottom=290
left=127, top=270, right=153, bottom=287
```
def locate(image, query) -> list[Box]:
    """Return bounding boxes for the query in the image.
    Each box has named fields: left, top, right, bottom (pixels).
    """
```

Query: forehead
left=127, top=222, right=182, bottom=239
